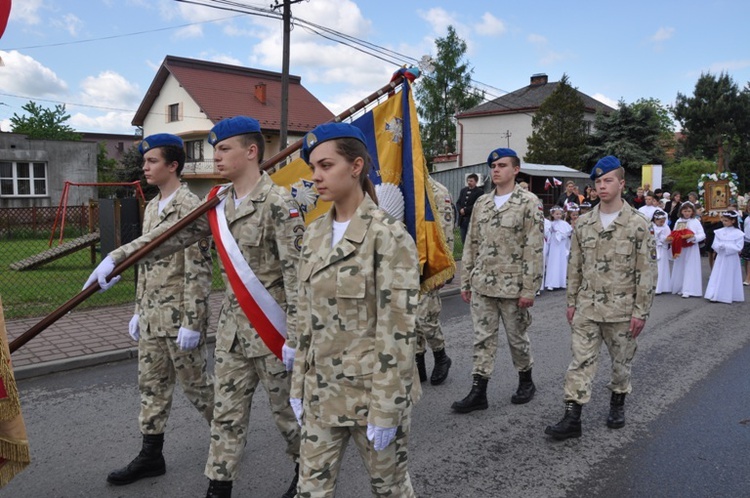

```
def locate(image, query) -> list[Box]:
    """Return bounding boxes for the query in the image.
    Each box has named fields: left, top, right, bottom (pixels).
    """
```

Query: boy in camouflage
left=85, top=118, right=303, bottom=498
left=106, top=133, right=214, bottom=486
left=545, top=156, right=656, bottom=440
left=414, top=177, right=455, bottom=386
left=452, top=147, right=544, bottom=414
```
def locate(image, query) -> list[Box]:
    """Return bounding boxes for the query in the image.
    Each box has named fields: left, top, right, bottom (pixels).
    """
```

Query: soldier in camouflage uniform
left=289, top=123, right=421, bottom=498
left=452, top=147, right=544, bottom=414
left=545, top=156, right=656, bottom=440
left=88, top=118, right=302, bottom=498
left=415, top=177, right=455, bottom=386
left=106, top=134, right=214, bottom=486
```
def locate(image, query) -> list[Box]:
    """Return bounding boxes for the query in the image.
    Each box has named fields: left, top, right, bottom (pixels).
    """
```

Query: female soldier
left=289, top=123, right=421, bottom=497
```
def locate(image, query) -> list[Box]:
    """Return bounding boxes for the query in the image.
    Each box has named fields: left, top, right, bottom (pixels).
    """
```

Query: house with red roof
left=132, top=55, right=334, bottom=193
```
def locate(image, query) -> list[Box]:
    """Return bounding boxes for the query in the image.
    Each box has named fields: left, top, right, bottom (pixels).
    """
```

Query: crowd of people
left=82, top=118, right=749, bottom=497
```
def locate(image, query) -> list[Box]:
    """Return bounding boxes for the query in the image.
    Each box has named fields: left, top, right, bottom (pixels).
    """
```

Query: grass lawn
left=0, top=237, right=224, bottom=320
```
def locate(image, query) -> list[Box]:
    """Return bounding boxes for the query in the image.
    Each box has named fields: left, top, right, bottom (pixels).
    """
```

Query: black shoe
left=430, top=349, right=452, bottom=385
left=451, top=374, right=488, bottom=413
left=206, top=479, right=233, bottom=498
left=510, top=369, right=536, bottom=405
left=415, top=353, right=427, bottom=383
left=607, top=392, right=626, bottom=429
left=545, top=401, right=582, bottom=440
left=281, top=463, right=299, bottom=498
left=106, top=433, right=166, bottom=485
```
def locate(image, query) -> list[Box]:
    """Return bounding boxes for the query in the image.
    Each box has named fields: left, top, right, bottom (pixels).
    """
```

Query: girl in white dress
left=544, top=206, right=572, bottom=291
left=652, top=209, right=672, bottom=294
left=704, top=210, right=745, bottom=303
left=669, top=202, right=706, bottom=298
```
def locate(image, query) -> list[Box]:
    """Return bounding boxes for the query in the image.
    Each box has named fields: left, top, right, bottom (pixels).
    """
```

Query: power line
left=3, top=14, right=246, bottom=51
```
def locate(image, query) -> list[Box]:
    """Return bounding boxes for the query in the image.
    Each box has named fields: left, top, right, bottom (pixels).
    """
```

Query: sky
left=0, top=0, right=749, bottom=136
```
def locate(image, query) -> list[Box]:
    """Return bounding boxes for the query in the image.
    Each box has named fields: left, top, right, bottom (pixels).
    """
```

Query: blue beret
left=138, top=133, right=183, bottom=155
left=590, top=155, right=621, bottom=180
left=208, top=116, right=261, bottom=146
left=487, top=148, right=518, bottom=166
left=301, top=122, right=366, bottom=164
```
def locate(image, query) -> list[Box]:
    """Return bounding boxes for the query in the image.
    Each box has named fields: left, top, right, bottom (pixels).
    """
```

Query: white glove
left=281, top=342, right=296, bottom=371
left=366, top=423, right=397, bottom=451
left=128, top=314, right=140, bottom=341
left=290, top=397, right=303, bottom=426
left=176, top=327, right=201, bottom=350
left=83, top=255, right=120, bottom=291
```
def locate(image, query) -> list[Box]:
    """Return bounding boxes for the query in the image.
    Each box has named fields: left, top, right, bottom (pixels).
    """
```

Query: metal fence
left=0, top=205, right=224, bottom=320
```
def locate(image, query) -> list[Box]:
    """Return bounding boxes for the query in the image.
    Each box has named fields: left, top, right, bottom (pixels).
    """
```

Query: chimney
left=530, top=73, right=548, bottom=86
left=254, top=82, right=267, bottom=104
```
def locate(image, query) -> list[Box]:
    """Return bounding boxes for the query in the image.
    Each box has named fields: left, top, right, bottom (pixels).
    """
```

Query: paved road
left=5, top=262, right=750, bottom=497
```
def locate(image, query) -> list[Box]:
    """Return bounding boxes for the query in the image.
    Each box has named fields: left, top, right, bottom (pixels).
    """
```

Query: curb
left=14, top=287, right=461, bottom=381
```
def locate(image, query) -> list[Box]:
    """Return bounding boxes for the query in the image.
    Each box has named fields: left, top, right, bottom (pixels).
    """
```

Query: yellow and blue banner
left=272, top=71, right=455, bottom=291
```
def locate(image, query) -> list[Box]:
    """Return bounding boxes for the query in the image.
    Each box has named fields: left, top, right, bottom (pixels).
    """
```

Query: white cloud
left=9, top=0, right=44, bottom=25
left=0, top=118, right=11, bottom=133
left=706, top=59, right=750, bottom=72
left=200, top=52, right=243, bottom=66
left=527, top=33, right=547, bottom=45
left=418, top=7, right=457, bottom=35
left=51, top=13, right=84, bottom=37
left=69, top=111, right=136, bottom=134
left=174, top=24, right=204, bottom=39
left=592, top=93, right=618, bottom=109
left=0, top=51, right=68, bottom=97
left=475, top=13, right=506, bottom=37
left=650, top=26, right=675, bottom=43
left=78, top=71, right=141, bottom=108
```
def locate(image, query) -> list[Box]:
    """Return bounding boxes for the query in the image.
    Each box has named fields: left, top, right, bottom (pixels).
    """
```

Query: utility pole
left=272, top=0, right=304, bottom=153
left=501, top=130, right=512, bottom=148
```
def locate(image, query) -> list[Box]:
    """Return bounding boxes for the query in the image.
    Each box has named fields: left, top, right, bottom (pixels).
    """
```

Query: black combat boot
left=510, top=368, right=536, bottom=404
left=415, top=353, right=427, bottom=383
left=106, top=433, right=166, bottom=485
left=607, top=392, right=626, bottom=429
left=206, top=479, right=233, bottom=498
left=280, top=463, right=299, bottom=498
left=544, top=401, right=582, bottom=440
left=451, top=374, right=489, bottom=413
left=430, top=348, right=452, bottom=385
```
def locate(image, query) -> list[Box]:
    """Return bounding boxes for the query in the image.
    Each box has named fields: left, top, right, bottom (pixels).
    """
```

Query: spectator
left=456, top=173, right=484, bottom=243
left=556, top=180, right=580, bottom=208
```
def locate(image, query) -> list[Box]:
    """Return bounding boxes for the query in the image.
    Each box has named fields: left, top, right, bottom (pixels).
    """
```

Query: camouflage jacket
left=291, top=195, right=421, bottom=428
left=111, top=172, right=305, bottom=353
left=430, top=177, right=455, bottom=251
left=461, top=185, right=544, bottom=300
left=134, top=185, right=212, bottom=337
left=567, top=203, right=656, bottom=322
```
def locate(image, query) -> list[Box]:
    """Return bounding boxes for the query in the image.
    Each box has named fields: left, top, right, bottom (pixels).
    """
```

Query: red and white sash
left=207, top=185, right=287, bottom=359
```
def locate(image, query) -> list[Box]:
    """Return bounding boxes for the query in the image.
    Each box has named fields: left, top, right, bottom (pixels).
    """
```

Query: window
left=168, top=103, right=180, bottom=122
left=185, top=140, right=204, bottom=162
left=0, top=161, right=48, bottom=197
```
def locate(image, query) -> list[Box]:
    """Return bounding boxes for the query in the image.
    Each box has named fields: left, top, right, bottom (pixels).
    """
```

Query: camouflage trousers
left=563, top=315, right=637, bottom=404
left=205, top=341, right=300, bottom=481
left=298, top=413, right=415, bottom=498
left=415, top=289, right=445, bottom=355
left=470, top=293, right=533, bottom=378
left=137, top=333, right=214, bottom=435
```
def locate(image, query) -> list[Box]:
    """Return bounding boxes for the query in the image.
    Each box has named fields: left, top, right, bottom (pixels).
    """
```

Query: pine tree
left=10, top=101, right=81, bottom=141
left=415, top=26, right=484, bottom=164
left=524, top=74, right=587, bottom=169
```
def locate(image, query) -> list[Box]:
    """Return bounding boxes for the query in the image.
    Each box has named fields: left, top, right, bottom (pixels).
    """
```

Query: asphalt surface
left=5, top=259, right=750, bottom=497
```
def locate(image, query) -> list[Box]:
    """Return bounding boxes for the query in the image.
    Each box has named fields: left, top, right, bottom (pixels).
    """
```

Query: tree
left=672, top=72, right=750, bottom=192
left=663, top=158, right=716, bottom=196
left=10, top=101, right=82, bottom=140
left=415, top=25, right=484, bottom=164
left=524, top=74, right=587, bottom=169
left=96, top=142, right=120, bottom=199
left=586, top=99, right=667, bottom=175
